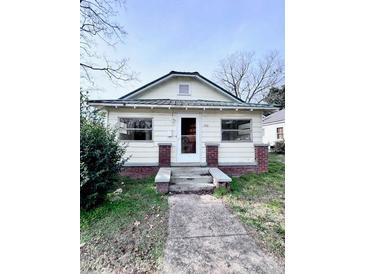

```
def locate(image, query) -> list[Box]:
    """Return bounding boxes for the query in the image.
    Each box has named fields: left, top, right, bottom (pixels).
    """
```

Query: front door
left=177, top=115, right=200, bottom=163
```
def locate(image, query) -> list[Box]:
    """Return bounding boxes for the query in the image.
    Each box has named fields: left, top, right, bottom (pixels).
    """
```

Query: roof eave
left=88, top=102, right=277, bottom=111
left=263, top=120, right=285, bottom=126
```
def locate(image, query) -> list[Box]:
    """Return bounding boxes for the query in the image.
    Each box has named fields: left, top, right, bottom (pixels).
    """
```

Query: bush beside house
left=273, top=140, right=285, bottom=154
left=80, top=90, right=128, bottom=210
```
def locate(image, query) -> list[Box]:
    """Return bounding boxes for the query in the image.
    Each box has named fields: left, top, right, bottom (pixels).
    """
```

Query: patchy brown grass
left=80, top=177, right=168, bottom=274
left=215, top=153, right=285, bottom=263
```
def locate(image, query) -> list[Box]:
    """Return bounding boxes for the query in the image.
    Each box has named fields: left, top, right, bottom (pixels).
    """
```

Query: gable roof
left=120, top=71, right=245, bottom=104
left=88, top=71, right=278, bottom=111
left=263, top=109, right=285, bottom=125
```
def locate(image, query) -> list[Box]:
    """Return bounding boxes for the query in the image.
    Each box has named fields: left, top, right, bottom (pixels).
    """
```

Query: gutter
left=88, top=102, right=278, bottom=111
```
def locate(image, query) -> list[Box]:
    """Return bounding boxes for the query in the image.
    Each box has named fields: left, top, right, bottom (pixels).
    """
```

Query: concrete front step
left=156, top=167, right=232, bottom=195
left=169, top=182, right=215, bottom=194
left=169, top=167, right=214, bottom=194
left=171, top=175, right=213, bottom=184
left=171, top=167, right=210, bottom=176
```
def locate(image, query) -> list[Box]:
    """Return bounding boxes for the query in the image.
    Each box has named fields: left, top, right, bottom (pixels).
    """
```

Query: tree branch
left=80, top=0, right=136, bottom=87
left=215, top=51, right=284, bottom=103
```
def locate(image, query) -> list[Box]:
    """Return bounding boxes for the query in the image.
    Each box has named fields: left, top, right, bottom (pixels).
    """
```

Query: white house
left=89, top=71, right=276, bottom=179
left=263, top=109, right=285, bottom=149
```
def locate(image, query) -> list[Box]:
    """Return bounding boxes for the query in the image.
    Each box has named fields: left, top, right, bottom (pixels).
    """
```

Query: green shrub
left=80, top=89, right=129, bottom=210
left=273, top=140, right=285, bottom=154
left=80, top=120, right=128, bottom=210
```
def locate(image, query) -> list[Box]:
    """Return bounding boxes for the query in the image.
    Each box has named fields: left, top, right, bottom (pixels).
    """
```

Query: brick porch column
left=206, top=143, right=219, bottom=167
left=255, top=144, right=269, bottom=173
left=158, top=143, right=171, bottom=167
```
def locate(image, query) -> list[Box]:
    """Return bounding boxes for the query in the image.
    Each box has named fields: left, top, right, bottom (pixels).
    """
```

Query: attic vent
left=178, top=84, right=190, bottom=95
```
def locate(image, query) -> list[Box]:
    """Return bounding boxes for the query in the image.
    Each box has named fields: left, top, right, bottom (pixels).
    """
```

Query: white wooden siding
left=108, top=108, right=175, bottom=165
left=263, top=122, right=285, bottom=146
left=135, top=77, right=233, bottom=102
left=200, top=110, right=262, bottom=163
left=107, top=107, right=263, bottom=165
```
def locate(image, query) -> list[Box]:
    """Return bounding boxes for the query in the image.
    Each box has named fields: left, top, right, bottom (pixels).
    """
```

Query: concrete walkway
left=163, top=194, right=283, bottom=274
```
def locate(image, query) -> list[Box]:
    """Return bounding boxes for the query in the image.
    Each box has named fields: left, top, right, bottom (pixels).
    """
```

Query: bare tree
left=80, top=0, right=136, bottom=86
left=214, top=51, right=284, bottom=103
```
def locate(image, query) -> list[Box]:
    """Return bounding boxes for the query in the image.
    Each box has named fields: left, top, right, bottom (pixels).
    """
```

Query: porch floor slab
left=163, top=194, right=283, bottom=274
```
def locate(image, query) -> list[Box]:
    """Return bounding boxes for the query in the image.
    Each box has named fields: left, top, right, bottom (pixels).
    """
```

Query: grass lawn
left=215, top=153, right=285, bottom=263
left=80, top=176, right=168, bottom=274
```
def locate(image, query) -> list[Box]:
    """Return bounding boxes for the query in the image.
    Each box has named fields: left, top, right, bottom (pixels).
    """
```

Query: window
left=221, top=119, right=251, bottom=141
left=119, top=118, right=152, bottom=141
left=277, top=127, right=284, bottom=140
left=178, top=84, right=190, bottom=95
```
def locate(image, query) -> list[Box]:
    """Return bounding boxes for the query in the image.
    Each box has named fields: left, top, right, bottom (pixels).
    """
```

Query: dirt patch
left=80, top=210, right=168, bottom=274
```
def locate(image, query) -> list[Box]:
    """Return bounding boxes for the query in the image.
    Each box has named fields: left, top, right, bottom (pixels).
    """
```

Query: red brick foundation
left=120, top=166, right=159, bottom=179
left=120, top=143, right=269, bottom=179
left=159, top=143, right=171, bottom=167
left=215, top=144, right=269, bottom=176
left=206, top=144, right=219, bottom=167
left=255, top=144, right=269, bottom=173
left=219, top=165, right=257, bottom=176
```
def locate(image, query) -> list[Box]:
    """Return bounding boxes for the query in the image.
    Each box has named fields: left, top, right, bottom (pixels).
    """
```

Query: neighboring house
left=89, top=71, right=276, bottom=178
left=263, top=109, right=285, bottom=149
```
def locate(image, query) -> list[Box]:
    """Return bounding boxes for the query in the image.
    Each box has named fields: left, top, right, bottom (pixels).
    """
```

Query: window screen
left=221, top=119, right=252, bottom=141
left=119, top=118, right=152, bottom=141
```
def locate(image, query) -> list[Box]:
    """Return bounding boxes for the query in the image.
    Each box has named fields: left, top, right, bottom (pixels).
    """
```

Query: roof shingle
left=263, top=109, right=285, bottom=124
left=88, top=99, right=275, bottom=109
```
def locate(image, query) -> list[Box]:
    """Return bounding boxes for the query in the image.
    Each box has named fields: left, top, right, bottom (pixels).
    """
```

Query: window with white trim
left=178, top=84, right=190, bottom=95
left=221, top=119, right=252, bottom=141
left=119, top=118, right=152, bottom=140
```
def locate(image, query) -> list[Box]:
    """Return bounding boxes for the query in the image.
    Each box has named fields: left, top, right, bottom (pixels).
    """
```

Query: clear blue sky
left=91, top=0, right=284, bottom=99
